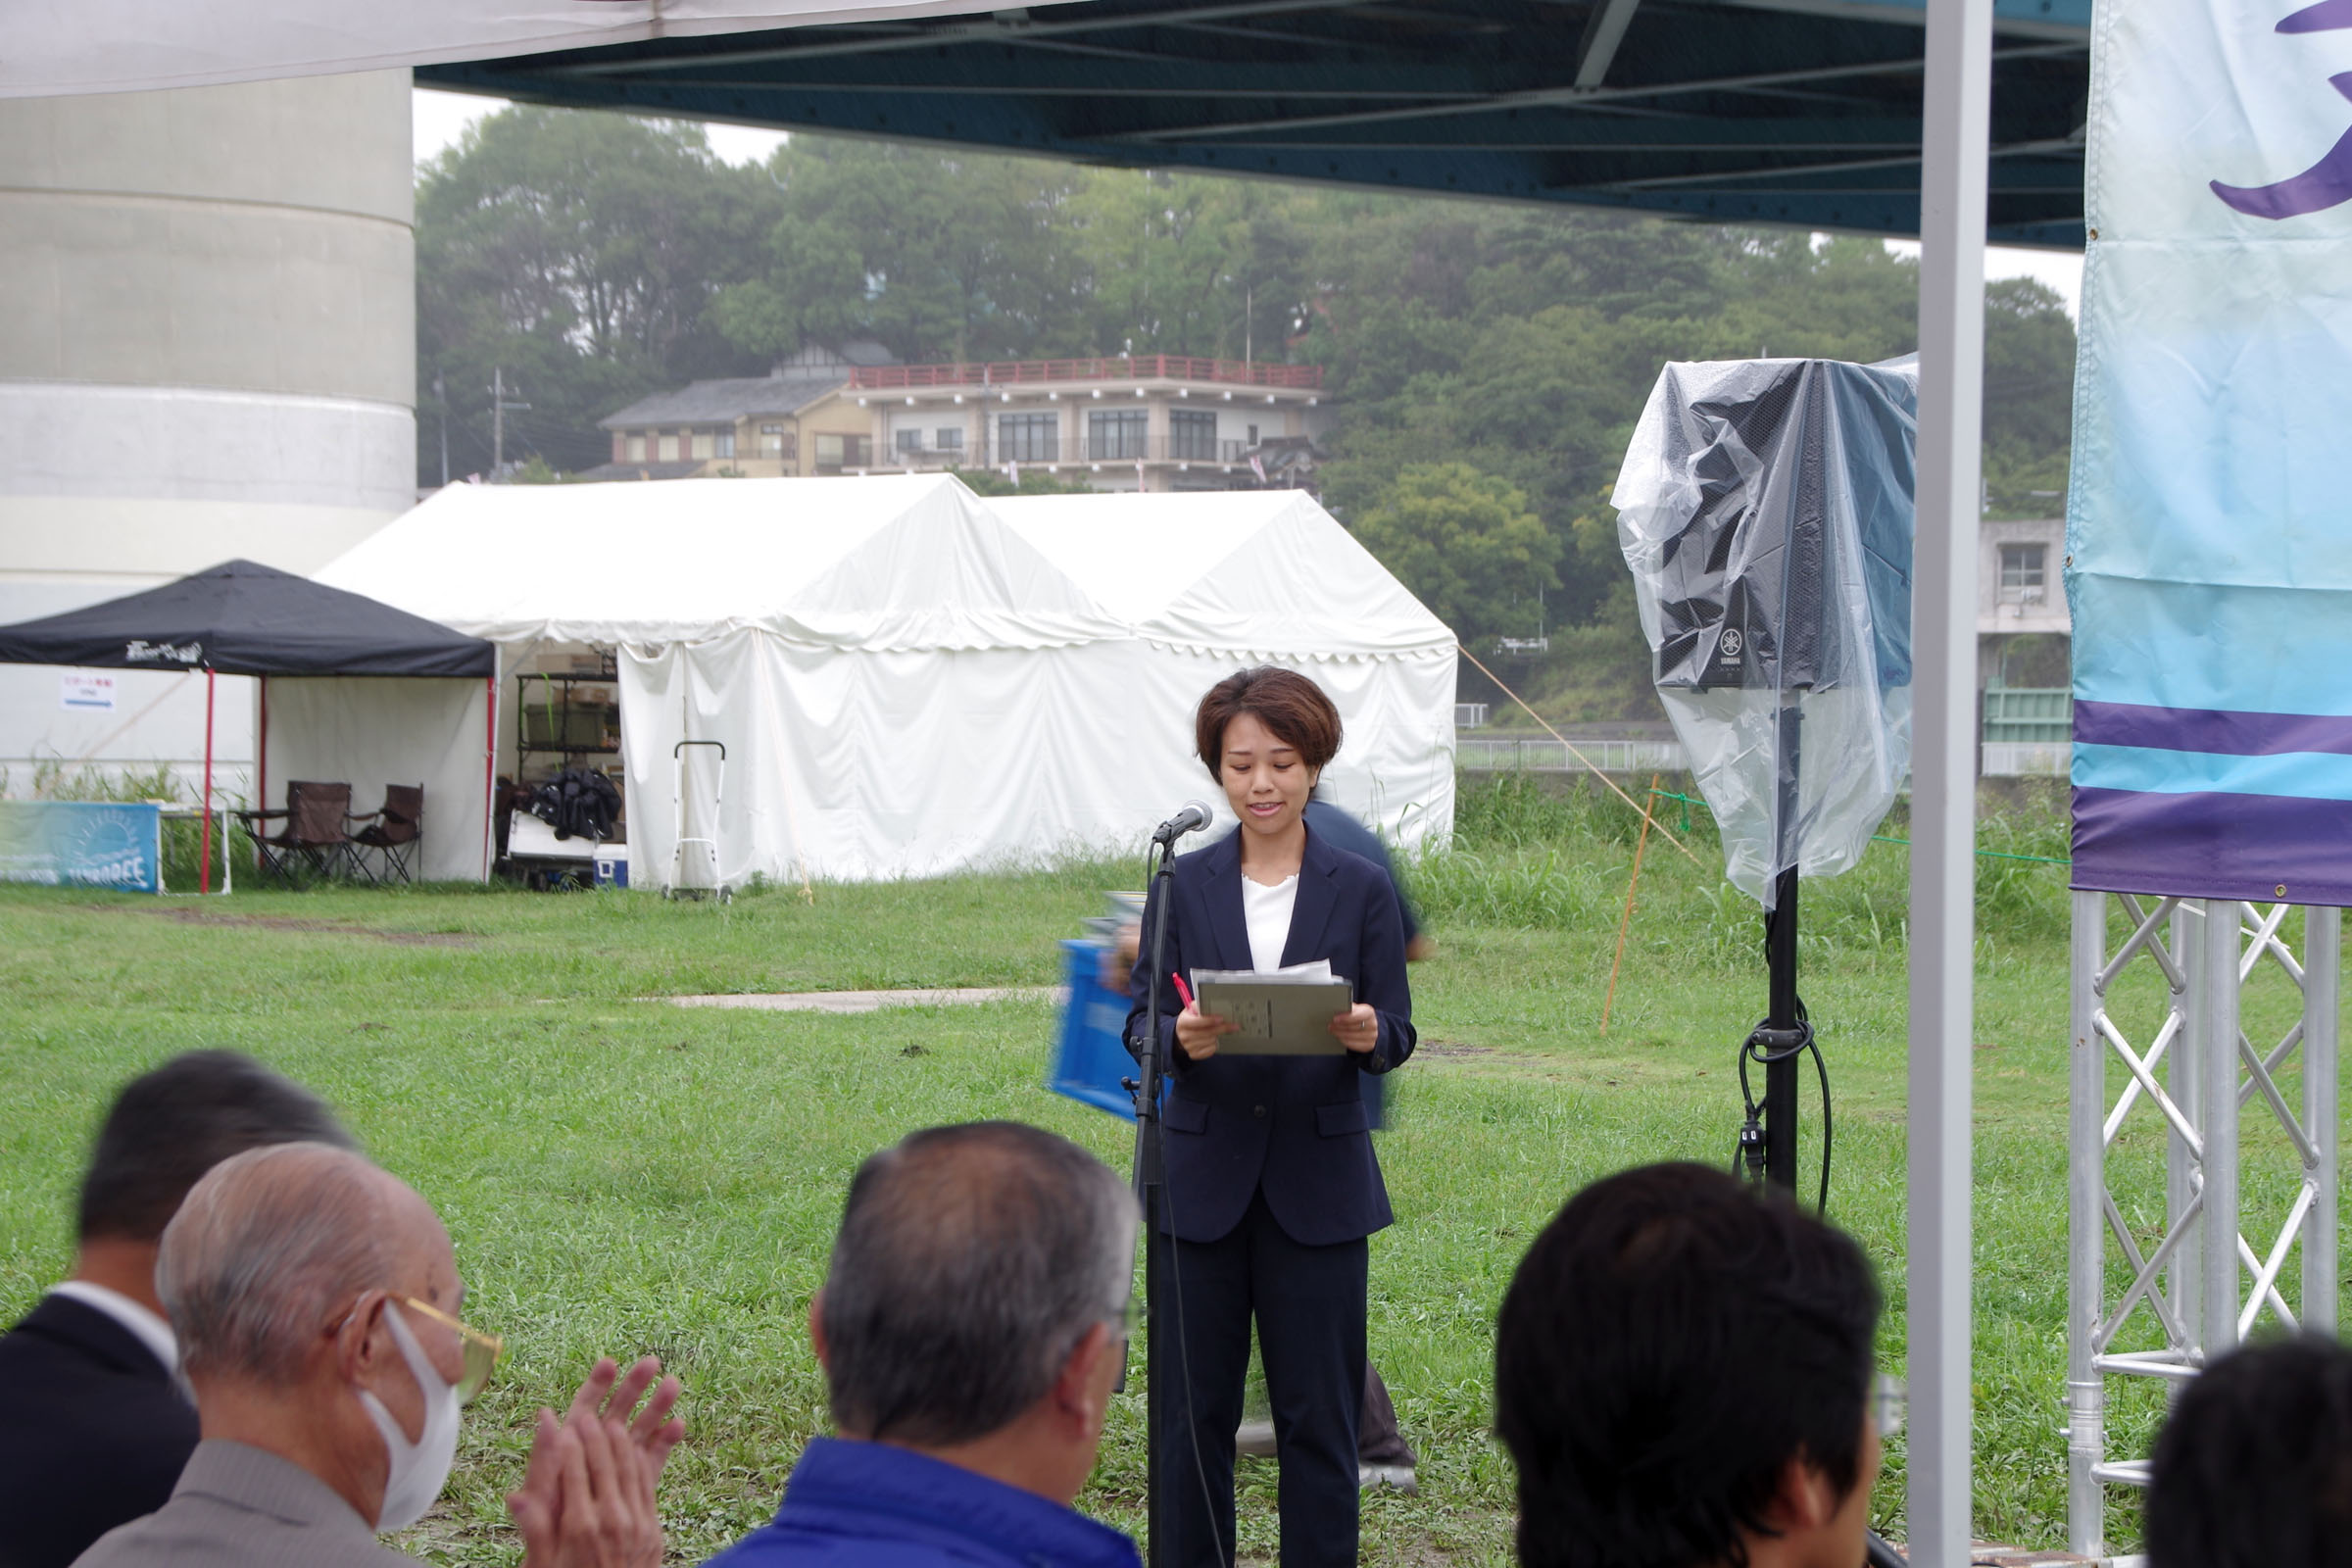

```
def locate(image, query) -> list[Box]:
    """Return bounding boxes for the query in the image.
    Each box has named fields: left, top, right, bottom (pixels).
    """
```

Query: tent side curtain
left=264, top=677, right=494, bottom=882
left=618, top=630, right=1455, bottom=890
left=0, top=561, right=496, bottom=678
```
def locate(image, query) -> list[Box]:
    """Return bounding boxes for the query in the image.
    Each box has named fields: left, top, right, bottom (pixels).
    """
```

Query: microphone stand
left=1127, top=829, right=1181, bottom=1568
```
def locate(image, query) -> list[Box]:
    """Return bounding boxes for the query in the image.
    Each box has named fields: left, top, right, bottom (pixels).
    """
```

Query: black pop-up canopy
left=0, top=559, right=496, bottom=678
left=0, top=561, right=498, bottom=892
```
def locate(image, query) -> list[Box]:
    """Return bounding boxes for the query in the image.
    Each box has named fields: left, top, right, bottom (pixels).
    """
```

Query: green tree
left=953, top=467, right=1094, bottom=497
left=1982, top=277, right=2077, bottom=516
left=415, top=107, right=776, bottom=479
left=723, top=138, right=1079, bottom=363
left=1349, top=464, right=1560, bottom=643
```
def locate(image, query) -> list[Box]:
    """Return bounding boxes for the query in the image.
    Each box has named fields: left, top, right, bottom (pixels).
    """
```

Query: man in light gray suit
left=73, top=1143, right=683, bottom=1568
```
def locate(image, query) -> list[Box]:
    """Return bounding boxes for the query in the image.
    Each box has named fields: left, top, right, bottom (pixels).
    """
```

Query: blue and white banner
left=0, top=801, right=162, bottom=893
left=2071, top=0, right=2352, bottom=904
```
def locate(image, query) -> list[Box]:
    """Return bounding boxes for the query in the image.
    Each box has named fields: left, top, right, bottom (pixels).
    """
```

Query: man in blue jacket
left=707, top=1123, right=1140, bottom=1568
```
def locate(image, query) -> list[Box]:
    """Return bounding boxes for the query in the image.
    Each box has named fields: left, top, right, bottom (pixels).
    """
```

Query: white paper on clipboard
left=1191, top=960, right=1353, bottom=1055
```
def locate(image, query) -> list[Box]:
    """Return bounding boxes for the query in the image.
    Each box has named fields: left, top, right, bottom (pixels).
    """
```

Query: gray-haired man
left=73, top=1143, right=683, bottom=1568
left=706, top=1121, right=1141, bottom=1568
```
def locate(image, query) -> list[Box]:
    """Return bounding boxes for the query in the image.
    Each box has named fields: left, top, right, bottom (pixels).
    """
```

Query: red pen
left=1172, top=973, right=1196, bottom=1009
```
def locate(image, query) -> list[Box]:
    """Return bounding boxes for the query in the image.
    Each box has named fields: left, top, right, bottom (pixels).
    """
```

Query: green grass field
left=0, top=774, right=2334, bottom=1563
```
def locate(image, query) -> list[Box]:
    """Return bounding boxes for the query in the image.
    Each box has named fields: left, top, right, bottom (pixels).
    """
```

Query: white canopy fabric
left=316, top=475, right=1455, bottom=886
left=317, top=475, right=1123, bottom=650
left=993, top=490, right=1459, bottom=848
left=3, top=0, right=1026, bottom=98
left=992, top=490, right=1454, bottom=661
left=263, top=676, right=493, bottom=883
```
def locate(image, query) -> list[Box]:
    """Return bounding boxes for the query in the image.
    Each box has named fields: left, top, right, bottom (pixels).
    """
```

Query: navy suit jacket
left=0, top=1293, right=199, bottom=1568
left=1127, top=823, right=1415, bottom=1247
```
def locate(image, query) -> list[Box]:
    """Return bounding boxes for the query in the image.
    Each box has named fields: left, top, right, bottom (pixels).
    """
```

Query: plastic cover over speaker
left=1612, top=356, right=1918, bottom=906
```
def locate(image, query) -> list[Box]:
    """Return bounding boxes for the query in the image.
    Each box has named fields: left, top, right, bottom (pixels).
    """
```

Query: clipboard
left=1193, top=965, right=1354, bottom=1056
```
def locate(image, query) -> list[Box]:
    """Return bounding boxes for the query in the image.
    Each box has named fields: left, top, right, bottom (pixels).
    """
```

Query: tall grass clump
left=1415, top=767, right=2072, bottom=954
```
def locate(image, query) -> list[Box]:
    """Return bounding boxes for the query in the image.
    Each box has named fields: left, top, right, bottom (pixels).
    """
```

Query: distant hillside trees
left=416, top=107, right=2079, bottom=650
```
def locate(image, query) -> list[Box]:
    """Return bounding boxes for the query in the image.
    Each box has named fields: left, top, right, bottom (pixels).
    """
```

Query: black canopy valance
left=0, top=560, right=496, bottom=679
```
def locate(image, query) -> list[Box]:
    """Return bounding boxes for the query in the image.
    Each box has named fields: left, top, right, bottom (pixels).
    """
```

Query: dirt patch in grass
left=134, top=907, right=477, bottom=946
left=1416, top=1040, right=1498, bottom=1058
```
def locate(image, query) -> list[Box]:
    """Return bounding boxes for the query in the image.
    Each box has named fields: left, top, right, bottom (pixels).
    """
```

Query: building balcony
left=882, top=435, right=1261, bottom=470
left=849, top=354, right=1322, bottom=393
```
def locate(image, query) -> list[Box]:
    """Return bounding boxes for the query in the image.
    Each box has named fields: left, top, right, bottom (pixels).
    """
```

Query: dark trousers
left=1157, top=1189, right=1367, bottom=1568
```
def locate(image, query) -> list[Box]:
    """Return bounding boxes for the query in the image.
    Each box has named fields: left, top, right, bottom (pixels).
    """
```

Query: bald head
left=158, top=1143, right=445, bottom=1388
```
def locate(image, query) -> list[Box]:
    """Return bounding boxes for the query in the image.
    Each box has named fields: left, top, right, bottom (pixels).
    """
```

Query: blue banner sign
left=2069, top=0, right=2352, bottom=905
left=0, top=801, right=163, bottom=893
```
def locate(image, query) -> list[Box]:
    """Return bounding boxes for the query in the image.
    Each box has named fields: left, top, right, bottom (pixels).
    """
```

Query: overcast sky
left=415, top=86, right=2084, bottom=318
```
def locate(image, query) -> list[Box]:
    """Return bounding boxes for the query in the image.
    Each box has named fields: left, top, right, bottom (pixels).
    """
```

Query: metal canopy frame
left=418, top=0, right=2087, bottom=244
left=423, top=1, right=2009, bottom=1558
left=2067, top=893, right=2341, bottom=1557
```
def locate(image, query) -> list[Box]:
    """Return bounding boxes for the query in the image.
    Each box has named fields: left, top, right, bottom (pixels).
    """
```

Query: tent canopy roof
left=419, top=0, right=2088, bottom=246
left=0, top=560, right=497, bottom=678
left=993, top=490, right=1455, bottom=660
left=316, top=474, right=1129, bottom=652
left=17, top=0, right=2087, bottom=245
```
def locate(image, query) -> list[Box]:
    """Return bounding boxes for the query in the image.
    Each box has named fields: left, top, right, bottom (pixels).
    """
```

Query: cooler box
left=593, top=843, right=629, bottom=888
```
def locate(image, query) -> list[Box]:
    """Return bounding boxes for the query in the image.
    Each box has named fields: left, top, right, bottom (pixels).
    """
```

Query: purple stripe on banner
left=2075, top=700, right=2352, bottom=757
left=2073, top=787, right=2352, bottom=906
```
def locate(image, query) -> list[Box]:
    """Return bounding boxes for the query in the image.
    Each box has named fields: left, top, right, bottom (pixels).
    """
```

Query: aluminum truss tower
left=2068, top=893, right=2340, bottom=1556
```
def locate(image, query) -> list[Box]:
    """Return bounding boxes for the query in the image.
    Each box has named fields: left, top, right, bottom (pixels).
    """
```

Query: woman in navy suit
left=1128, top=666, right=1415, bottom=1568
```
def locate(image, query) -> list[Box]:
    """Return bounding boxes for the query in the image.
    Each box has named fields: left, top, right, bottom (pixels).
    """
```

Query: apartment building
left=589, top=345, right=1331, bottom=492
left=586, top=343, right=885, bottom=480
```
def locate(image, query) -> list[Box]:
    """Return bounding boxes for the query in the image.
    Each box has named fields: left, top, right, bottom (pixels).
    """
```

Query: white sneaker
left=1359, top=1464, right=1418, bottom=1495
left=1234, top=1421, right=1278, bottom=1458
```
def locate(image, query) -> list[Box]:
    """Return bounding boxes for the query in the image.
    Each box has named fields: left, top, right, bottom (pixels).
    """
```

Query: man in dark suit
left=0, top=1052, right=355, bottom=1568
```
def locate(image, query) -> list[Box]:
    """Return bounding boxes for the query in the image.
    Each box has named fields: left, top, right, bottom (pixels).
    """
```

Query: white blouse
left=1242, top=872, right=1299, bottom=973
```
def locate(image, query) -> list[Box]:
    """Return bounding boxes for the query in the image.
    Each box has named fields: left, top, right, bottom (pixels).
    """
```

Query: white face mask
left=357, top=1303, right=462, bottom=1533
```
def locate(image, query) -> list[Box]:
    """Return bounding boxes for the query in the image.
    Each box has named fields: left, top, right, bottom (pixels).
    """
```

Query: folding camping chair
left=231, top=779, right=361, bottom=883
left=351, top=783, right=423, bottom=885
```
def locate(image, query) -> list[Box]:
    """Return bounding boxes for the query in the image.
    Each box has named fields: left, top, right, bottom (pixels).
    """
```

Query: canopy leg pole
left=2303, top=906, right=2339, bottom=1335
left=199, top=665, right=216, bottom=896
left=484, top=674, right=498, bottom=881
left=1911, top=0, right=1992, bottom=1553
left=2067, top=891, right=2107, bottom=1557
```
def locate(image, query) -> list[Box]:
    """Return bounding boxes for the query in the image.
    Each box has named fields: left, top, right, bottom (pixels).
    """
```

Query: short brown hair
left=1194, top=666, right=1344, bottom=783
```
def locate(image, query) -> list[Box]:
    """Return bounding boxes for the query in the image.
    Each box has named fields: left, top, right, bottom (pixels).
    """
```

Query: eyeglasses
left=401, top=1297, right=506, bottom=1405
left=1872, top=1373, right=1906, bottom=1438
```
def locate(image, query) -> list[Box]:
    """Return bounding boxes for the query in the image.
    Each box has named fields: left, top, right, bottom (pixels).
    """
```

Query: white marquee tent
left=315, top=474, right=1455, bottom=888
left=992, top=489, right=1456, bottom=848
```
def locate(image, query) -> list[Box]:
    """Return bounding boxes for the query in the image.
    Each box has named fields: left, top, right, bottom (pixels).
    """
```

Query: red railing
left=847, top=355, right=1323, bottom=391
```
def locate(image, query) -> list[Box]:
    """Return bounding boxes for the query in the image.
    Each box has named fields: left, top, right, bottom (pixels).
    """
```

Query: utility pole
left=433, top=371, right=449, bottom=488
left=1245, top=284, right=1253, bottom=368
left=490, top=368, right=529, bottom=479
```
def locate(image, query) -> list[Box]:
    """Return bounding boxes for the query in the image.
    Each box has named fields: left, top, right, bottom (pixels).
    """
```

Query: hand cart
left=666, top=739, right=730, bottom=903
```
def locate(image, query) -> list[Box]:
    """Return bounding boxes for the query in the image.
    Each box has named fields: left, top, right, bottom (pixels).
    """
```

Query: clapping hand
left=508, top=1356, right=685, bottom=1568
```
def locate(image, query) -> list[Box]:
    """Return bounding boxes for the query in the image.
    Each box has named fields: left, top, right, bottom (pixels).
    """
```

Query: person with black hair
left=0, top=1052, right=356, bottom=1568
left=2146, top=1335, right=2352, bottom=1568
left=1494, top=1162, right=1885, bottom=1568
left=1127, top=667, right=1416, bottom=1568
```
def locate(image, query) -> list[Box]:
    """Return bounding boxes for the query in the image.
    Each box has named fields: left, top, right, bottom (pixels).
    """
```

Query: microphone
left=1152, top=801, right=1215, bottom=842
